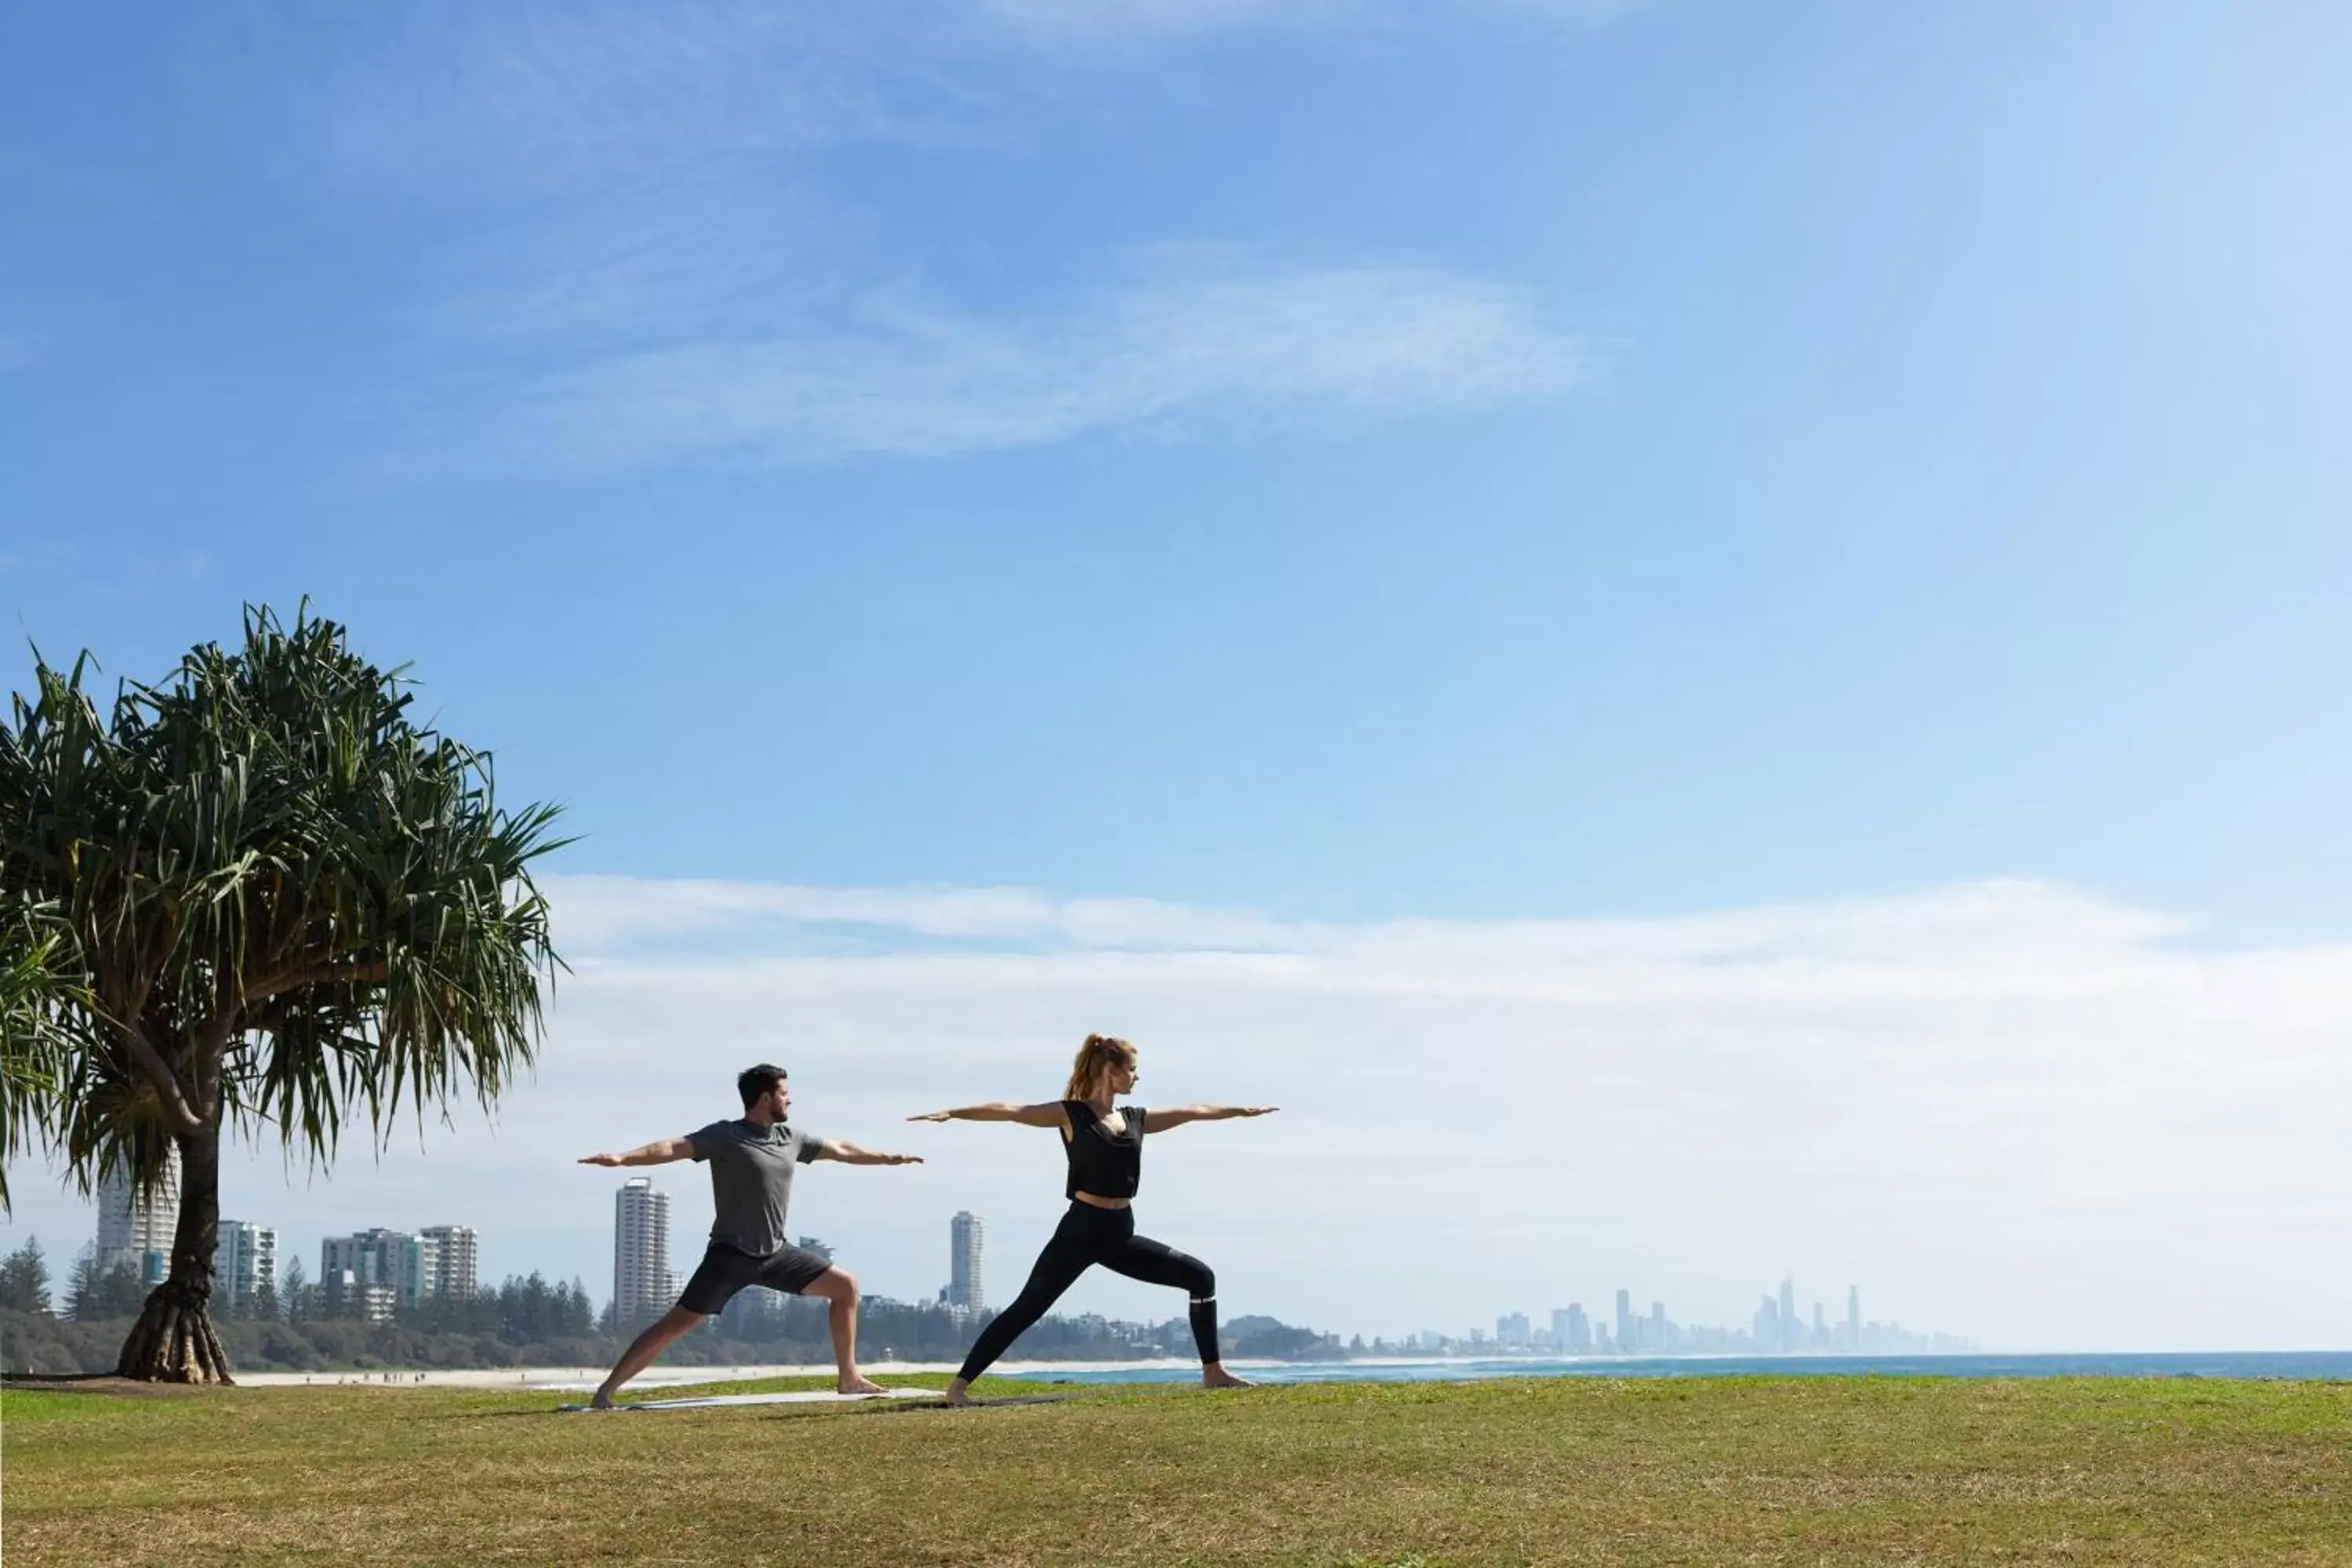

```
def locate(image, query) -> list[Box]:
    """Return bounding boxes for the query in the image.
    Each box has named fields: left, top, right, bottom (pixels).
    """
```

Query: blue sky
left=4, top=2, right=2350, bottom=1346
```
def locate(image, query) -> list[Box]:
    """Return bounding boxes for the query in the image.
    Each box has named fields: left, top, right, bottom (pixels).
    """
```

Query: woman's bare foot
left=837, top=1372, right=889, bottom=1396
left=943, top=1377, right=977, bottom=1406
left=1201, top=1363, right=1252, bottom=1390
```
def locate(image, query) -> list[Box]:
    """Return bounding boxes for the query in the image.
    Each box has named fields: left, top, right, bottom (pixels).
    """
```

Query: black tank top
left=1062, top=1101, right=1145, bottom=1200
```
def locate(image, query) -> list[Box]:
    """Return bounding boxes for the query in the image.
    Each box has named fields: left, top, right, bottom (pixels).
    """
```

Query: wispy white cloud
left=549, top=873, right=2183, bottom=965
left=321, top=0, right=1647, bottom=193
left=323, top=5, right=975, bottom=198
left=418, top=252, right=1588, bottom=472
left=313, top=2, right=1607, bottom=474
left=416, top=183, right=865, bottom=350
left=13, top=876, right=2346, bottom=1351
left=981, top=0, right=1646, bottom=41
left=972, top=0, right=1354, bottom=44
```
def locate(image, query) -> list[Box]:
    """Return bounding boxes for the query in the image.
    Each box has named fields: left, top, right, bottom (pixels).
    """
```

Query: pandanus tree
left=0, top=903, right=81, bottom=1209
left=0, top=605, right=563, bottom=1381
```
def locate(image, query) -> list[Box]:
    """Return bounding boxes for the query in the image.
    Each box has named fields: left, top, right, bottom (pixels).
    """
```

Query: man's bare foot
left=943, top=1378, right=976, bottom=1406
left=1202, top=1363, right=1253, bottom=1389
left=588, top=1388, right=617, bottom=1410
left=837, top=1373, right=890, bottom=1396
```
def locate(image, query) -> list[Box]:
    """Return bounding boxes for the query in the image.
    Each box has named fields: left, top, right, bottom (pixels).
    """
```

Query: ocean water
left=1046, top=1351, right=2352, bottom=1385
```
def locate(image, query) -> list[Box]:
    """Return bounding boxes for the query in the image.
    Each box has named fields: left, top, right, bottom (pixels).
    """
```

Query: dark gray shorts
left=677, top=1241, right=833, bottom=1316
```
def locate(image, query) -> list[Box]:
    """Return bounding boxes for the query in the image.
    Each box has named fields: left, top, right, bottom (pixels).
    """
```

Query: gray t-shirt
left=686, top=1120, right=826, bottom=1257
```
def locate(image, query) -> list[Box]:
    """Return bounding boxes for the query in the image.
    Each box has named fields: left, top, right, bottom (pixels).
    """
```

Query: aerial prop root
left=116, top=1284, right=235, bottom=1385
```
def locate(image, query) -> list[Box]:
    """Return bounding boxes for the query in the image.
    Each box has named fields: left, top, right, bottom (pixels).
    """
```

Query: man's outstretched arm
left=579, top=1138, right=696, bottom=1167
left=810, top=1139, right=924, bottom=1167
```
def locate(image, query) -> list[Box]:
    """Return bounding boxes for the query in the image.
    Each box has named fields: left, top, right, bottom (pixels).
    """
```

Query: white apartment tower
left=613, top=1178, right=673, bottom=1329
left=947, top=1210, right=985, bottom=1313
left=96, top=1148, right=181, bottom=1285
left=213, top=1221, right=279, bottom=1308
left=420, top=1225, right=479, bottom=1300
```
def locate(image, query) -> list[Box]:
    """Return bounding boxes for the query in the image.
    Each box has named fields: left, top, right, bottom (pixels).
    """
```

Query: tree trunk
left=116, top=1122, right=234, bottom=1384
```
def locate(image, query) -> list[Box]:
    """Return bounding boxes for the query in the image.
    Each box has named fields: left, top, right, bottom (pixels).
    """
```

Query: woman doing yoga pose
left=909, top=1033, right=1276, bottom=1406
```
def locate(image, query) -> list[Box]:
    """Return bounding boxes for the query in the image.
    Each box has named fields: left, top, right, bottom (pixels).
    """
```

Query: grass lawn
left=6, top=1372, right=2350, bottom=1565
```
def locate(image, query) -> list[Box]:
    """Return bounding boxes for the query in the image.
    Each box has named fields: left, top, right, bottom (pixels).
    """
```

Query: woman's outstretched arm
left=908, top=1102, right=1066, bottom=1127
left=1145, top=1105, right=1279, bottom=1133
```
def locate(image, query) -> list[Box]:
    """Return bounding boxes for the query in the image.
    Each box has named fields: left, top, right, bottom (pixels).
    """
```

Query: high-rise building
left=320, top=1232, right=375, bottom=1290
left=1777, top=1276, right=1797, bottom=1352
left=1650, top=1301, right=1666, bottom=1352
left=420, top=1225, right=479, bottom=1300
left=316, top=1225, right=474, bottom=1311
left=1496, top=1311, right=1531, bottom=1350
left=213, top=1221, right=278, bottom=1308
left=946, top=1210, right=985, bottom=1313
left=95, top=1149, right=181, bottom=1285
left=1846, top=1285, right=1861, bottom=1351
left=1613, top=1288, right=1632, bottom=1352
left=401, top=1232, right=440, bottom=1306
left=321, top=1268, right=397, bottom=1323
left=613, top=1179, right=673, bottom=1328
left=321, top=1229, right=441, bottom=1309
left=1555, top=1304, right=1591, bottom=1353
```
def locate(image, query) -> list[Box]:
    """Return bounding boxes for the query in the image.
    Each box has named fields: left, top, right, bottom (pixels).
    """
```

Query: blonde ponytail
left=1064, top=1033, right=1137, bottom=1100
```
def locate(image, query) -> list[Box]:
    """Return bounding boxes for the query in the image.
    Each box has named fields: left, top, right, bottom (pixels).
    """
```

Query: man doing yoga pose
left=579, top=1063, right=921, bottom=1408
left=909, top=1033, right=1275, bottom=1406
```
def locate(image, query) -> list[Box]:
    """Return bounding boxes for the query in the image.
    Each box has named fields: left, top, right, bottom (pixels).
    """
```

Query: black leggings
left=956, top=1203, right=1218, bottom=1384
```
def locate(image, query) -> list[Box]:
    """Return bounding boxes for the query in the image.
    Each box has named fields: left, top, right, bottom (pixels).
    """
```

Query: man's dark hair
left=738, top=1063, right=789, bottom=1109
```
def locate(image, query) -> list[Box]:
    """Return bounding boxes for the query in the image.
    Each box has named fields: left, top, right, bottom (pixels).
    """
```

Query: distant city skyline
left=1472, top=1278, right=1971, bottom=1360
left=67, top=1166, right=1998, bottom=1359
left=102, top=1171, right=1979, bottom=1361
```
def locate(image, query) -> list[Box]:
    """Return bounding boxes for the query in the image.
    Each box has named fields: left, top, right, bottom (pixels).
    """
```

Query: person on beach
left=578, top=1063, right=922, bottom=1409
left=909, top=1033, right=1275, bottom=1406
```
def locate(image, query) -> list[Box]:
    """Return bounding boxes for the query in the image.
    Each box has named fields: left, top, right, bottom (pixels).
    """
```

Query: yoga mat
left=561, top=1388, right=936, bottom=1410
